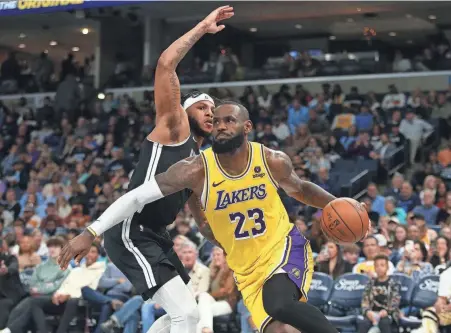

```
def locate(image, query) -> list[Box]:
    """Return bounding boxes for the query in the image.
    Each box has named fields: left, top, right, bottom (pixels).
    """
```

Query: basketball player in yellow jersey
left=61, top=101, right=339, bottom=333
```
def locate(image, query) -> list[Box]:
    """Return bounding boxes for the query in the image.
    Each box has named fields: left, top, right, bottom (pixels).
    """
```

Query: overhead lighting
left=429, top=15, right=437, bottom=20
left=347, top=18, right=354, bottom=23
left=72, top=46, right=80, bottom=52
left=19, top=33, right=26, bottom=39
left=357, top=8, right=361, bottom=12
left=98, top=93, right=106, bottom=100
left=329, top=35, right=336, bottom=40
left=406, top=14, right=412, bottom=18
left=49, top=40, right=57, bottom=46
left=249, top=27, right=257, bottom=32
left=407, top=40, right=413, bottom=44
left=389, top=32, right=397, bottom=37
left=348, top=54, right=356, bottom=60
left=295, top=24, right=302, bottom=29
left=18, top=44, right=25, bottom=49
left=44, top=49, right=49, bottom=53
left=81, top=28, right=89, bottom=35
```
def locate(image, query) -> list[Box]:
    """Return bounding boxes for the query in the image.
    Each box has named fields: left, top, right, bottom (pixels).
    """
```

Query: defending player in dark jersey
left=58, top=6, right=234, bottom=333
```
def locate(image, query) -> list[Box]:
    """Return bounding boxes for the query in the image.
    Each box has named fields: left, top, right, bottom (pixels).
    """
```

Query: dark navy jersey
left=127, top=134, right=198, bottom=230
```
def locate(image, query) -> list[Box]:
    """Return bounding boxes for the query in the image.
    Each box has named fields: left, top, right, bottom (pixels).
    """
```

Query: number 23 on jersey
left=229, top=208, right=267, bottom=240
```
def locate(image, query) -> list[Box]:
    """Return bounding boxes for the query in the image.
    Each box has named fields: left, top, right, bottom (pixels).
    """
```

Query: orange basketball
left=321, top=198, right=369, bottom=245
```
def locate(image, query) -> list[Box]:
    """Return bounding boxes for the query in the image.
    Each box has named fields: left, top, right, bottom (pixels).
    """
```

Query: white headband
left=182, top=93, right=215, bottom=110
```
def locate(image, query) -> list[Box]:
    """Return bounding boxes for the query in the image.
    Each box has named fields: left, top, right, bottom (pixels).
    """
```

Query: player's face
left=186, top=101, right=214, bottom=138
left=211, top=105, right=252, bottom=154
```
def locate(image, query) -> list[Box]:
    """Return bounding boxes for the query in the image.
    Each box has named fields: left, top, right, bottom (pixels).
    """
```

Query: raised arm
left=154, top=6, right=234, bottom=141
left=58, top=155, right=205, bottom=270
left=265, top=147, right=336, bottom=208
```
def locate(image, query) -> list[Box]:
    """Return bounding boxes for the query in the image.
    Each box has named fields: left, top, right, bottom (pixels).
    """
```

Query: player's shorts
left=234, top=226, right=314, bottom=333
left=104, top=220, right=190, bottom=300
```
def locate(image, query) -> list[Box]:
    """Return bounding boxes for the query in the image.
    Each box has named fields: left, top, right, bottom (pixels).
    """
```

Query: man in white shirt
left=271, top=116, right=291, bottom=143
left=399, top=110, right=434, bottom=164
left=382, top=84, right=406, bottom=111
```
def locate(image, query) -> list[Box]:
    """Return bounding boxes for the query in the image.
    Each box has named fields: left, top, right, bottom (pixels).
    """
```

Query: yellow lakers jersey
left=200, top=142, right=292, bottom=275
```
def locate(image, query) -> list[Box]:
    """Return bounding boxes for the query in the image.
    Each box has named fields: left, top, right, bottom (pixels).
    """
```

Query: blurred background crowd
left=3, top=2, right=451, bottom=333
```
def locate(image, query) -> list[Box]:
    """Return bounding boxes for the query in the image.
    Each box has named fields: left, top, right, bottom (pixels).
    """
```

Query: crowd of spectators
left=2, top=74, right=451, bottom=333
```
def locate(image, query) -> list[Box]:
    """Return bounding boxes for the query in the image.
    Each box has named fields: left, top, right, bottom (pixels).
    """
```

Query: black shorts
left=104, top=220, right=190, bottom=300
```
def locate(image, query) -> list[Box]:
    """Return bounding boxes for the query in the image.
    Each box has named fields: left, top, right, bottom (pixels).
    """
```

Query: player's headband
left=182, top=93, right=215, bottom=110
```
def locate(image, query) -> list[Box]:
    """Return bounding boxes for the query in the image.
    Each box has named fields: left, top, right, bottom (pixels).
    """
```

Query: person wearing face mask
left=0, top=237, right=68, bottom=333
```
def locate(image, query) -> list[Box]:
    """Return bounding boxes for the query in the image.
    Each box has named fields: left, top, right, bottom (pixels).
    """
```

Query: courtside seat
left=307, top=272, right=334, bottom=311
left=326, top=273, right=370, bottom=329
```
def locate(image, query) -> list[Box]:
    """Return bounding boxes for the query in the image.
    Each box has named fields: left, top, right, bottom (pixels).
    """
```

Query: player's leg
left=264, top=321, right=301, bottom=333
left=262, top=274, right=338, bottom=333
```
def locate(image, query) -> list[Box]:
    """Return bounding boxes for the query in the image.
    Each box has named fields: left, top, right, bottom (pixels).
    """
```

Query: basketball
left=321, top=198, right=369, bottom=245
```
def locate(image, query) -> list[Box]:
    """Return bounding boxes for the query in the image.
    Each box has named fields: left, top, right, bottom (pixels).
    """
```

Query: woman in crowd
left=436, top=192, right=451, bottom=225
left=316, top=241, right=353, bottom=279
left=390, top=225, right=408, bottom=266
left=197, top=246, right=238, bottom=333
left=430, top=236, right=450, bottom=268
left=395, top=240, right=434, bottom=281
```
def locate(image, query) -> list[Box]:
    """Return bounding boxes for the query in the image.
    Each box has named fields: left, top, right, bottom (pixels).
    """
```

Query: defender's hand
left=58, top=230, right=95, bottom=270
left=202, top=6, right=234, bottom=34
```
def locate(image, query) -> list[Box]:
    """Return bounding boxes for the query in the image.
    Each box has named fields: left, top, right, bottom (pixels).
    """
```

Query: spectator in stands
left=359, top=254, right=400, bottom=333
left=307, top=109, right=329, bottom=137
left=342, top=244, right=361, bottom=266
left=388, top=122, right=406, bottom=148
left=391, top=225, right=408, bottom=265
left=413, top=214, right=431, bottom=247
left=287, top=98, right=309, bottom=134
left=237, top=299, right=257, bottom=333
left=271, top=116, right=290, bottom=145
left=413, top=189, right=439, bottom=225
left=431, top=93, right=451, bottom=139
left=291, top=124, right=310, bottom=152
left=31, top=244, right=105, bottom=333
left=1, top=52, right=20, bottom=92
left=34, top=52, right=54, bottom=92
left=339, top=125, right=358, bottom=151
left=400, top=109, right=434, bottom=164
left=430, top=236, right=450, bottom=268
left=17, top=235, right=41, bottom=273
left=353, top=236, right=395, bottom=277
left=396, top=240, right=434, bottom=281
left=315, top=241, right=353, bottom=278
left=81, top=260, right=132, bottom=333
left=382, top=84, right=406, bottom=111
left=384, top=173, right=404, bottom=198
left=437, top=192, right=451, bottom=224
left=4, top=189, right=20, bottom=221
left=367, top=183, right=386, bottom=217
left=1, top=237, right=68, bottom=333
left=392, top=51, right=412, bottom=72
left=198, top=246, right=238, bottom=333
left=355, top=105, right=374, bottom=132
left=397, top=182, right=421, bottom=213
left=0, top=238, right=26, bottom=329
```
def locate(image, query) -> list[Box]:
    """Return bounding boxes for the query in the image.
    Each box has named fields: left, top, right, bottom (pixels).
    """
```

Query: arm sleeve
left=6, top=255, right=19, bottom=275
left=89, top=177, right=164, bottom=235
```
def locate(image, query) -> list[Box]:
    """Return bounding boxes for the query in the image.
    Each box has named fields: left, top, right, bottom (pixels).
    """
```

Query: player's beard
left=188, top=115, right=209, bottom=138
left=212, top=131, right=245, bottom=154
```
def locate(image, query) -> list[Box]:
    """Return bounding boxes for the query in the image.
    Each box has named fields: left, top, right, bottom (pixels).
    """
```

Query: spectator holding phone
left=395, top=240, right=434, bottom=281
left=316, top=241, right=353, bottom=279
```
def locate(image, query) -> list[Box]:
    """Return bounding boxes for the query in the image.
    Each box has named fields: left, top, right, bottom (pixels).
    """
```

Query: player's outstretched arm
left=265, top=148, right=336, bottom=208
left=187, top=194, right=224, bottom=250
left=57, top=156, right=205, bottom=270
left=154, top=6, right=234, bottom=141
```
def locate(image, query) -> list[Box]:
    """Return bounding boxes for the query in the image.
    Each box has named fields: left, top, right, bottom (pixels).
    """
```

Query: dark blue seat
left=391, top=273, right=415, bottom=308
left=399, top=274, right=440, bottom=329
left=307, top=272, right=334, bottom=309
left=326, top=273, right=370, bottom=329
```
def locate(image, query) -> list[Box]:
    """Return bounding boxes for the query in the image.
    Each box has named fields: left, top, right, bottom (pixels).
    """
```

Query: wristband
left=87, top=226, right=97, bottom=238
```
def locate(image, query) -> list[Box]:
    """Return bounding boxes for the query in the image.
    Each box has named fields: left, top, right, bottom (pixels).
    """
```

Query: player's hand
left=58, top=229, right=95, bottom=270
left=202, top=6, right=234, bottom=34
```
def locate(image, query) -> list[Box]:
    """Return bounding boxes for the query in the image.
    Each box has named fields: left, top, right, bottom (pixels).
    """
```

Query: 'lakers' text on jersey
left=200, top=142, right=292, bottom=275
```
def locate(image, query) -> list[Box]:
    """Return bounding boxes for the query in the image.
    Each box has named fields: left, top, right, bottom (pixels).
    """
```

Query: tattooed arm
left=154, top=6, right=234, bottom=142
left=187, top=194, right=223, bottom=250
left=265, top=147, right=336, bottom=208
